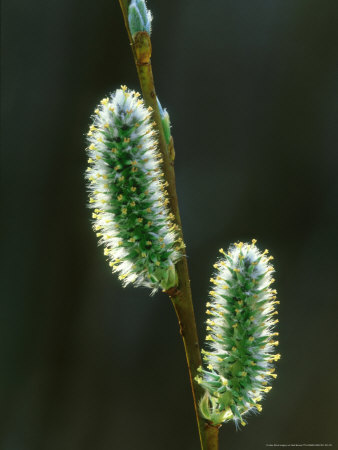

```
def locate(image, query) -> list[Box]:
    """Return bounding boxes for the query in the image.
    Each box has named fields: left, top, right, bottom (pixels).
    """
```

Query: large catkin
left=85, top=87, right=183, bottom=292
left=196, top=240, right=280, bottom=427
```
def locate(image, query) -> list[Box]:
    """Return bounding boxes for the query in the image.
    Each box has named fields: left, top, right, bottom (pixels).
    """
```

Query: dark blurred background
left=2, top=0, right=338, bottom=449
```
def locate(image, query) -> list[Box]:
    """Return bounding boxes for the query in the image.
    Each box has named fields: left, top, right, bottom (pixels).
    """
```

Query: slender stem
left=117, top=2, right=219, bottom=449
left=205, top=423, right=220, bottom=450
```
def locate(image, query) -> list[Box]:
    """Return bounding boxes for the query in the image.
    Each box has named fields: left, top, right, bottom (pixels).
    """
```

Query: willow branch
left=117, top=1, right=219, bottom=449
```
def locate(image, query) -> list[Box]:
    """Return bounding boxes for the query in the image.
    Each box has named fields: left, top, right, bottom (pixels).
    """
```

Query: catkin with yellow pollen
left=85, top=87, right=183, bottom=292
left=196, top=240, right=280, bottom=427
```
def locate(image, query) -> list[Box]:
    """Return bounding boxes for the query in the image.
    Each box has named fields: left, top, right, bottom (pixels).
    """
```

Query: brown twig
left=117, top=2, right=219, bottom=448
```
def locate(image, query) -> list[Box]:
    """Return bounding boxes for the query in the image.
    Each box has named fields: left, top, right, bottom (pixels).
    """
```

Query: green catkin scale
left=85, top=86, right=183, bottom=292
left=196, top=240, right=280, bottom=427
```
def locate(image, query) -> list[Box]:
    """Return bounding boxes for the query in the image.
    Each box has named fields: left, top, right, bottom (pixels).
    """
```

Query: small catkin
left=85, top=87, right=183, bottom=292
left=157, top=97, right=171, bottom=146
left=196, top=240, right=280, bottom=427
left=128, top=0, right=152, bottom=37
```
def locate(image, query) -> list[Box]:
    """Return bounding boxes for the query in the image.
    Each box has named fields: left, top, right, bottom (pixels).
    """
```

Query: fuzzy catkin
left=128, top=0, right=152, bottom=37
left=85, top=87, right=183, bottom=292
left=196, top=240, right=280, bottom=427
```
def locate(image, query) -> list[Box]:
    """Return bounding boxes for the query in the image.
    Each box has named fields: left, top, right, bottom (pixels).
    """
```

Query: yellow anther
left=94, top=108, right=100, bottom=115
left=263, top=249, right=269, bottom=255
left=131, top=186, right=137, bottom=192
left=155, top=261, right=161, bottom=266
left=130, top=201, right=136, bottom=207
left=129, top=237, right=136, bottom=243
left=136, top=99, right=143, bottom=106
left=147, top=221, right=152, bottom=226
left=252, top=239, right=257, bottom=244
left=102, top=174, right=108, bottom=180
left=241, top=421, right=246, bottom=427
left=89, top=198, right=94, bottom=203
left=219, top=248, right=225, bottom=255
left=96, top=155, right=101, bottom=160
left=234, top=268, right=240, bottom=273
left=256, top=404, right=262, bottom=412
left=264, top=386, right=272, bottom=393
left=250, top=316, right=254, bottom=321
left=232, top=346, right=236, bottom=351
left=121, top=85, right=127, bottom=91
left=124, top=137, right=130, bottom=143
left=221, top=378, right=228, bottom=386
left=248, top=336, right=254, bottom=342
left=209, top=291, right=217, bottom=297
left=103, top=123, right=109, bottom=128
left=137, top=218, right=143, bottom=223
left=88, top=158, right=94, bottom=163
left=131, top=167, right=138, bottom=173
left=213, top=264, right=219, bottom=269
left=109, top=106, right=114, bottom=112
left=89, top=144, right=96, bottom=150
left=232, top=323, right=238, bottom=328
left=122, top=208, right=127, bottom=215
left=114, top=165, right=121, bottom=171
left=241, top=371, right=247, bottom=377
left=206, top=335, right=213, bottom=341
left=147, top=106, right=153, bottom=111
left=96, top=136, right=103, bottom=142
left=103, top=248, right=110, bottom=255
left=146, top=241, right=152, bottom=246
left=141, top=252, right=147, bottom=258
left=250, top=361, right=256, bottom=366
left=111, top=147, right=117, bottom=153
left=146, top=207, right=151, bottom=213
left=134, top=92, right=140, bottom=98
left=118, top=273, right=129, bottom=280
left=101, top=98, right=109, bottom=105
left=207, top=364, right=213, bottom=370
left=206, top=319, right=215, bottom=326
